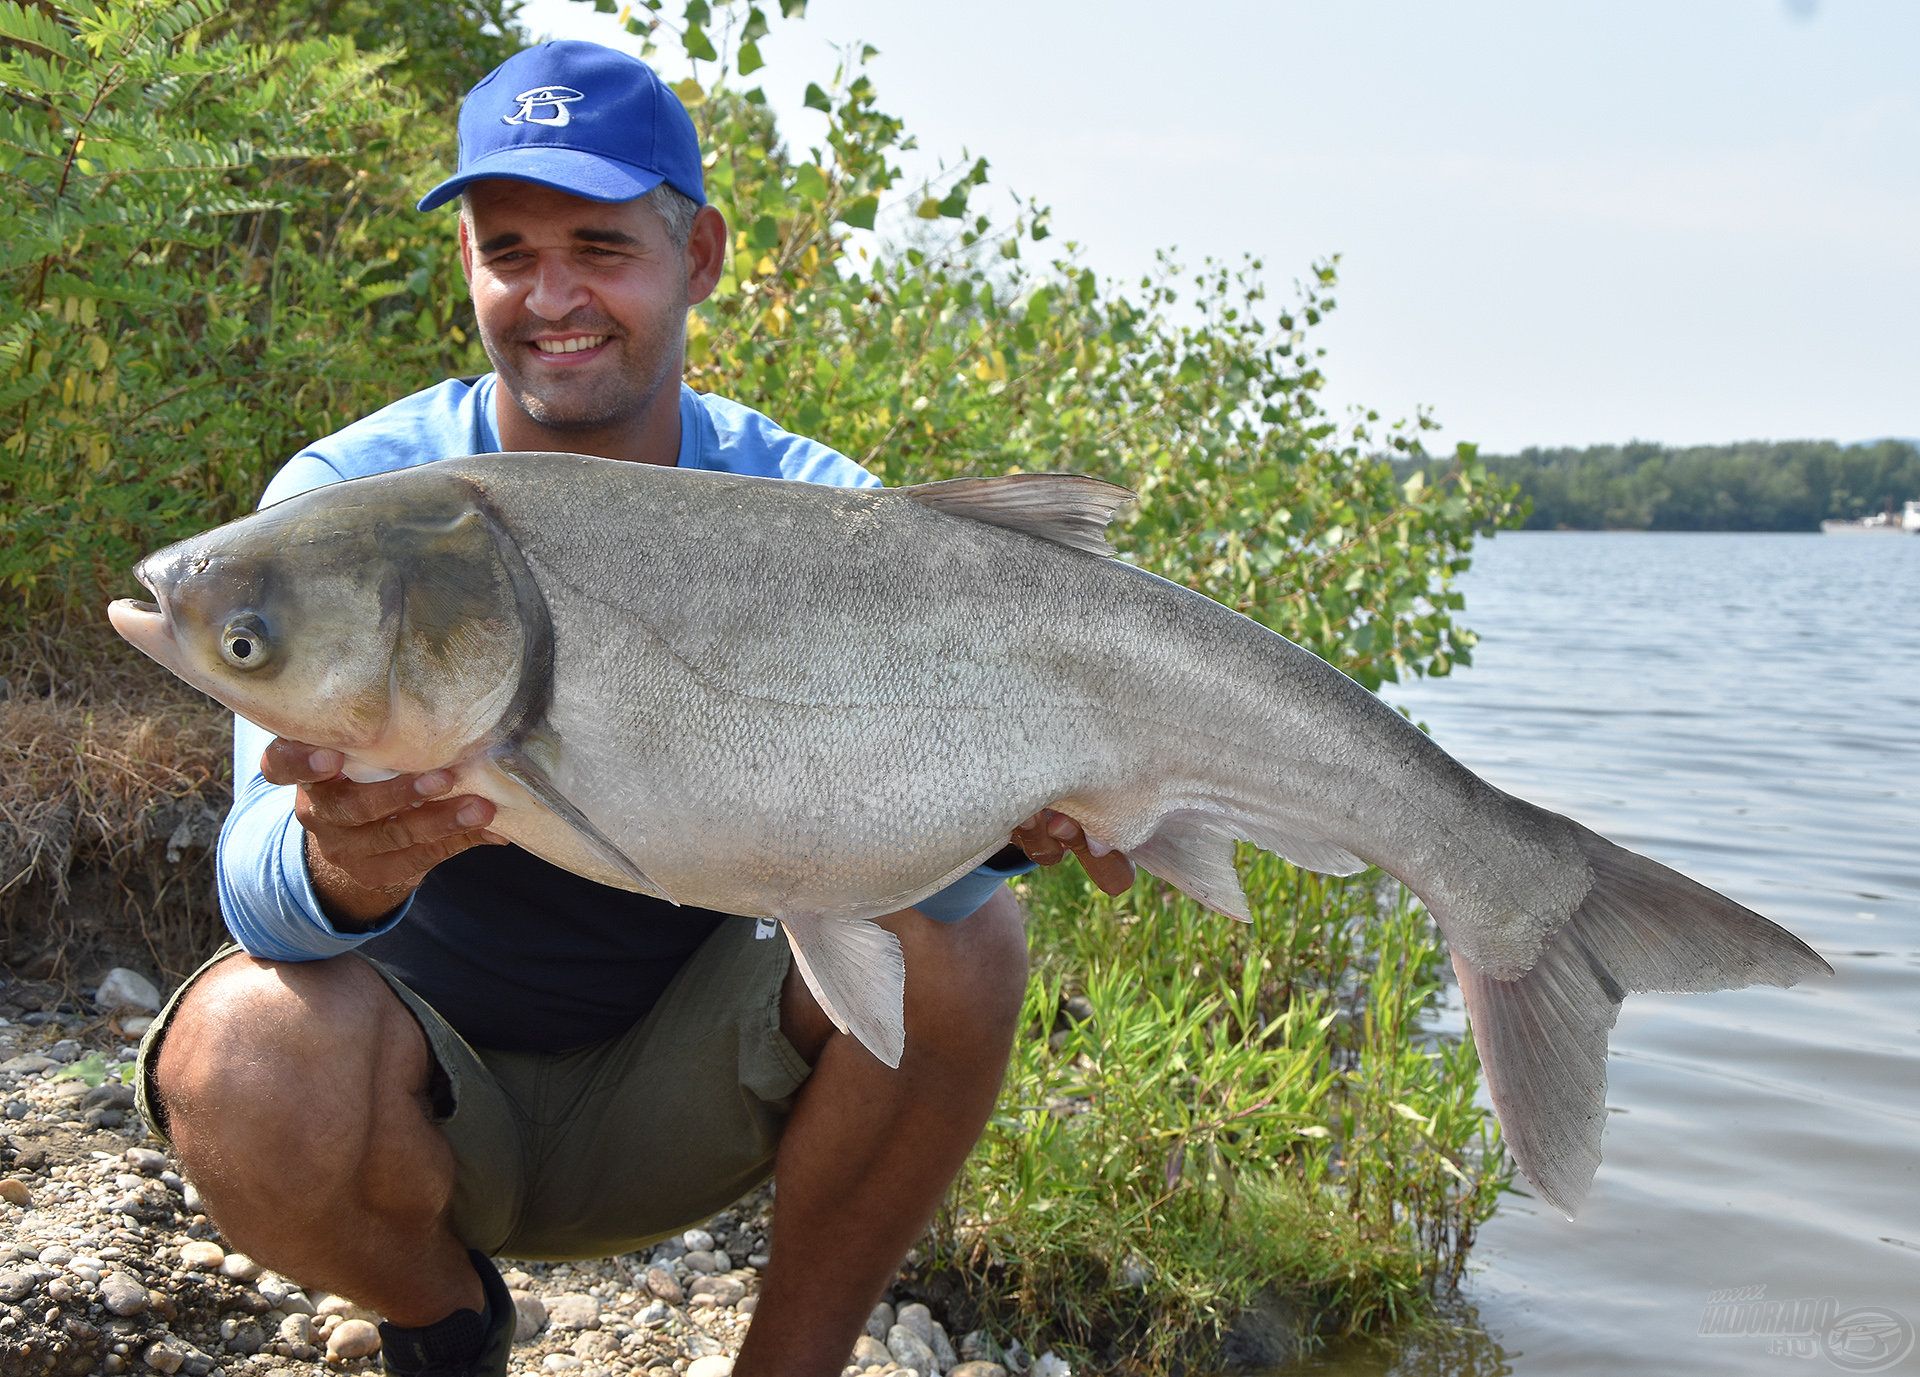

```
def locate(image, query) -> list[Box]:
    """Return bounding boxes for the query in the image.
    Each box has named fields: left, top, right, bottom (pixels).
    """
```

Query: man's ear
left=686, top=204, right=727, bottom=306
left=456, top=209, right=476, bottom=289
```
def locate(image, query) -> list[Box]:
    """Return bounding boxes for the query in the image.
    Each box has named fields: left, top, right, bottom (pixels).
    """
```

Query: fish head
left=108, top=473, right=540, bottom=772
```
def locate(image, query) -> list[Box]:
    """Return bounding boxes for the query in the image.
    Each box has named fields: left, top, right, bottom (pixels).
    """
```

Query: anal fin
left=1131, top=812, right=1254, bottom=922
left=780, top=912, right=906, bottom=1068
left=1133, top=809, right=1367, bottom=923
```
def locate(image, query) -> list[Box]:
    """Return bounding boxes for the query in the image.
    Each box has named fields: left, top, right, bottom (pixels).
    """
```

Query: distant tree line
left=1392, top=439, right=1920, bottom=531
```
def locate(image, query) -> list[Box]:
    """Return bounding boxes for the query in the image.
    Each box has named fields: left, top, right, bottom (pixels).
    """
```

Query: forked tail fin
left=1450, top=818, right=1832, bottom=1217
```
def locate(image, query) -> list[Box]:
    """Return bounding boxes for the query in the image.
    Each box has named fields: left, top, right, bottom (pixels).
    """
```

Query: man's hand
left=1010, top=809, right=1136, bottom=896
left=261, top=739, right=505, bottom=930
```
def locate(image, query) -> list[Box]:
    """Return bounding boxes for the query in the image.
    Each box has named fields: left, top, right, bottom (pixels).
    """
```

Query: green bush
left=0, top=0, right=487, bottom=626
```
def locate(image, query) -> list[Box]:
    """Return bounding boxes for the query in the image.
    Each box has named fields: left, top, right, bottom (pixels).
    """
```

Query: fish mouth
left=107, top=563, right=176, bottom=662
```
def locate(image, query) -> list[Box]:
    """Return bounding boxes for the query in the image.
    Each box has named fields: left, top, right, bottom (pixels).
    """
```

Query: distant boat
left=1820, top=500, right=1920, bottom=535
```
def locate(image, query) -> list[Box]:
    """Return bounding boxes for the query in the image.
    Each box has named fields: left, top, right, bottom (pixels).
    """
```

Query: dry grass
left=1, top=624, right=230, bottom=989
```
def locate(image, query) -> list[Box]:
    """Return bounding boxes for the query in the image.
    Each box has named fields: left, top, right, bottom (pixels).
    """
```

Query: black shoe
left=378, top=1249, right=515, bottom=1377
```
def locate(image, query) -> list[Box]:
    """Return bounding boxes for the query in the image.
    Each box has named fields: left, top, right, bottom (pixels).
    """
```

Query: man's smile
left=527, top=333, right=613, bottom=363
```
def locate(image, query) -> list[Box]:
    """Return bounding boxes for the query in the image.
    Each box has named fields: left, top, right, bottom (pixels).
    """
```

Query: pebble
left=217, top=1252, right=262, bottom=1282
left=510, top=1289, right=549, bottom=1340
left=0, top=1177, right=30, bottom=1207
left=545, top=1292, right=602, bottom=1331
left=278, top=1313, right=314, bottom=1346
left=122, top=1015, right=155, bottom=1037
left=888, top=1324, right=940, bottom=1374
left=143, top=1339, right=187, bottom=1374
left=542, top=1357, right=583, bottom=1373
left=0, top=1268, right=33, bottom=1302
left=100, top=1271, right=149, bottom=1316
left=643, top=1264, right=684, bottom=1304
left=950, top=1365, right=1009, bottom=1377
left=866, top=1301, right=895, bottom=1341
left=326, top=1317, right=382, bottom=1360
left=681, top=1228, right=716, bottom=1253
left=178, top=1240, right=224, bottom=1270
left=931, top=1322, right=960, bottom=1371
left=95, top=968, right=164, bottom=1013
left=896, top=1301, right=936, bottom=1347
left=0, top=1053, right=55, bottom=1074
left=219, top=1318, right=265, bottom=1355
left=636, top=1300, right=673, bottom=1327
left=84, top=1083, right=136, bottom=1110
left=687, top=1357, right=735, bottom=1377
left=851, top=1334, right=892, bottom=1367
left=316, top=1292, right=376, bottom=1321
left=689, top=1275, right=747, bottom=1307
left=125, top=1147, right=168, bottom=1176
left=682, top=1248, right=724, bottom=1274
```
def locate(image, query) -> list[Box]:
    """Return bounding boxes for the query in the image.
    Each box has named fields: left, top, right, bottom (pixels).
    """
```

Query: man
left=136, top=40, right=1131, bottom=1377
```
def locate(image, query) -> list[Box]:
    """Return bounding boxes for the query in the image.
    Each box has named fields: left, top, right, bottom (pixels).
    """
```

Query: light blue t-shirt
left=219, top=377, right=1025, bottom=974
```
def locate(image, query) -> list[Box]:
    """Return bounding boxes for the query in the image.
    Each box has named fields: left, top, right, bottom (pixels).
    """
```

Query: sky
left=517, top=0, right=1918, bottom=455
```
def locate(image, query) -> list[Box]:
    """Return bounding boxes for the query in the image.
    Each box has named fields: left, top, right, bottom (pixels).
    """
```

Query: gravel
left=0, top=972, right=1074, bottom=1377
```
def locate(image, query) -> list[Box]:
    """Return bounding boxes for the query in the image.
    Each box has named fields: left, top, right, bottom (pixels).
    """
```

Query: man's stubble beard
left=485, top=301, right=688, bottom=437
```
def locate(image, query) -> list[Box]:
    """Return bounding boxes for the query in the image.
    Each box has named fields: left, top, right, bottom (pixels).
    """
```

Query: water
left=1297, top=532, right=1920, bottom=1376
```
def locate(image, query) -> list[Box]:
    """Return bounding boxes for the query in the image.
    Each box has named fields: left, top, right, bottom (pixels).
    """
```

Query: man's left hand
left=1010, top=810, right=1136, bottom=896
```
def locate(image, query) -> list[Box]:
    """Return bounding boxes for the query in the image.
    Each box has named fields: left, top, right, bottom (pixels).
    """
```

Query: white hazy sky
left=517, top=0, right=1917, bottom=454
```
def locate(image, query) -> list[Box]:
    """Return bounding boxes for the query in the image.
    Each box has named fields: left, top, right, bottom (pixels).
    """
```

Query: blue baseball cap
left=417, top=41, right=705, bottom=211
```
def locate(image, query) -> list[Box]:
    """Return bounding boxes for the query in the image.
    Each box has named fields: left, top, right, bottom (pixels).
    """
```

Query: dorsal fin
left=896, top=473, right=1135, bottom=558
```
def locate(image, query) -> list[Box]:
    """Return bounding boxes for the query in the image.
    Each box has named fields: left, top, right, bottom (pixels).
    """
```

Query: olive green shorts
left=135, top=919, right=812, bottom=1261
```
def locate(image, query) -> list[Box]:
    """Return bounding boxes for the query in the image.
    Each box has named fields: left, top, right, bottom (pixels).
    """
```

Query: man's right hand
left=261, top=739, right=506, bottom=929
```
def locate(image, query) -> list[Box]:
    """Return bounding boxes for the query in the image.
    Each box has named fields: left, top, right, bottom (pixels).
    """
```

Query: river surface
left=1291, top=531, right=1920, bottom=1377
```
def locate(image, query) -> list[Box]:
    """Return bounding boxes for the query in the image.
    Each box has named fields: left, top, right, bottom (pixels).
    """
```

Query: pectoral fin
left=780, top=912, right=907, bottom=1068
left=492, top=737, right=671, bottom=903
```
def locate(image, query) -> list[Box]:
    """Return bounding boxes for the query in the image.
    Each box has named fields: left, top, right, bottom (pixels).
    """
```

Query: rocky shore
left=0, top=971, right=1066, bottom=1377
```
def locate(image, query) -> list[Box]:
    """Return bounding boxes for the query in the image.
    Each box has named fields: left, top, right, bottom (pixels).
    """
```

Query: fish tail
left=1450, top=814, right=1831, bottom=1217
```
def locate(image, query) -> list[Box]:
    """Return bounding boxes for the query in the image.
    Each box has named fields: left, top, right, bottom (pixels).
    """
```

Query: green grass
left=930, top=852, right=1509, bottom=1371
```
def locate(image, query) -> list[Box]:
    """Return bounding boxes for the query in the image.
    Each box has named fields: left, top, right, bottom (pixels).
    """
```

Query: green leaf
left=748, top=214, right=780, bottom=250
left=792, top=163, right=829, bottom=203
left=682, top=24, right=718, bottom=62
left=737, top=41, right=764, bottom=75
left=779, top=0, right=806, bottom=14
left=841, top=195, right=878, bottom=229
left=803, top=81, right=831, bottom=112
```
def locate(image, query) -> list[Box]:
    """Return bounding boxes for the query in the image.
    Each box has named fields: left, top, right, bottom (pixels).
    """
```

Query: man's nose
left=523, top=256, right=590, bottom=320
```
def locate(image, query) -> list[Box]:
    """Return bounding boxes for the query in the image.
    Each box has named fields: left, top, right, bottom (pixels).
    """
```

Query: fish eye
left=220, top=614, right=272, bottom=670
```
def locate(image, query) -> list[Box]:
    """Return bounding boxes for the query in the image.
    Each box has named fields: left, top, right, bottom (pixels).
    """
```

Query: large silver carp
left=107, top=454, right=1830, bottom=1216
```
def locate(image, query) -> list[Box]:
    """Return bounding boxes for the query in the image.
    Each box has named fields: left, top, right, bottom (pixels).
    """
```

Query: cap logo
left=502, top=85, right=585, bottom=128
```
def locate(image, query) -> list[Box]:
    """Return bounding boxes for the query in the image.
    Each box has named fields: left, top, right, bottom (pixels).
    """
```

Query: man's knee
left=152, top=954, right=423, bottom=1143
left=902, top=887, right=1030, bottom=1046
